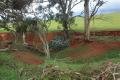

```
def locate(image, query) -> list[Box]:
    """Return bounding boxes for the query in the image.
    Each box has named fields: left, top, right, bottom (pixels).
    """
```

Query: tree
left=0, top=0, right=34, bottom=44
left=84, top=0, right=105, bottom=41
left=0, top=0, right=33, bottom=21
left=48, top=0, right=82, bottom=39
left=26, top=18, right=51, bottom=59
left=37, top=21, right=50, bottom=59
left=25, top=1, right=52, bottom=58
left=13, top=18, right=33, bottom=44
left=0, top=0, right=33, bottom=31
left=84, top=0, right=90, bottom=41
left=36, top=4, right=52, bottom=59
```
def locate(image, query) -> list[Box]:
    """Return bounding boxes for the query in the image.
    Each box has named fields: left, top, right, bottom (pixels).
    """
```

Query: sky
left=72, top=0, right=120, bottom=15
left=28, top=0, right=120, bottom=17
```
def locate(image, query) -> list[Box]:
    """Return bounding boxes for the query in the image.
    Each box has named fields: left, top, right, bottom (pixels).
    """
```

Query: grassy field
left=0, top=47, right=120, bottom=79
left=0, top=12, right=120, bottom=32
left=49, top=12, right=120, bottom=32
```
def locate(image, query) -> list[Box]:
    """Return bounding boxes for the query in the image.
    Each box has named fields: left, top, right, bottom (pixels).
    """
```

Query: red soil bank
left=73, top=30, right=120, bottom=36
left=0, top=32, right=14, bottom=42
left=25, top=32, right=63, bottom=46
left=0, top=30, right=119, bottom=43
left=68, top=41, right=120, bottom=59
left=0, top=32, right=14, bottom=48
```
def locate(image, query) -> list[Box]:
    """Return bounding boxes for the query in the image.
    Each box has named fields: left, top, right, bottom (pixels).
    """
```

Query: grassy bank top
left=0, top=12, right=120, bottom=32
left=49, top=12, right=120, bottom=32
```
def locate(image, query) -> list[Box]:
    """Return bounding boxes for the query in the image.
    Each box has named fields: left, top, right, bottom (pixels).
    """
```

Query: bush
left=49, top=36, right=69, bottom=51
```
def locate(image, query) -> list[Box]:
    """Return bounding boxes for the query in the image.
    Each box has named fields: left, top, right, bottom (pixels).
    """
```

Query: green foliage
left=49, top=36, right=69, bottom=51
left=48, top=0, right=77, bottom=35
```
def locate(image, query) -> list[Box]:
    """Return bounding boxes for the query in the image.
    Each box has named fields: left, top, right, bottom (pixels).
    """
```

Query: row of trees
left=0, top=0, right=105, bottom=40
left=47, top=0, right=105, bottom=40
left=0, top=0, right=105, bottom=58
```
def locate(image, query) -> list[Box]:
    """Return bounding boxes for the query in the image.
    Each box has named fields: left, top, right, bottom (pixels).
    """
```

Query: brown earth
left=13, top=51, right=44, bottom=65
left=12, top=41, right=120, bottom=64
left=68, top=41, right=120, bottom=59
left=68, top=31, right=120, bottom=59
left=25, top=32, right=63, bottom=46
left=73, top=30, right=120, bottom=36
left=0, top=31, right=120, bottom=48
left=0, top=31, right=120, bottom=64
left=0, top=32, right=14, bottom=41
left=0, top=32, right=14, bottom=48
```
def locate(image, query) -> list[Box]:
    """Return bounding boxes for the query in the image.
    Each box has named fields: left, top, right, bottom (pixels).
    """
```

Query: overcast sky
left=72, top=0, right=120, bottom=15
left=29, top=0, right=120, bottom=17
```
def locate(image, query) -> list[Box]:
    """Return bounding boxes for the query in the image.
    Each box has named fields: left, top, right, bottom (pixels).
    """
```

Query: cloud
left=72, top=2, right=84, bottom=13
left=29, top=0, right=120, bottom=17
left=101, top=0, right=120, bottom=9
left=72, top=0, right=120, bottom=15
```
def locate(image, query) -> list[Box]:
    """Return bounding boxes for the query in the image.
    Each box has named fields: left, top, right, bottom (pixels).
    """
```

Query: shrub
left=49, top=36, right=69, bottom=51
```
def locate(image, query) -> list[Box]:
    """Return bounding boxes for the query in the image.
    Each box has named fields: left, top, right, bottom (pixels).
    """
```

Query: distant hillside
left=49, top=12, right=120, bottom=32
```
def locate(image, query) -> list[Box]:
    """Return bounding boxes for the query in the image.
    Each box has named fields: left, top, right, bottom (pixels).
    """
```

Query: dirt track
left=13, top=51, right=44, bottom=65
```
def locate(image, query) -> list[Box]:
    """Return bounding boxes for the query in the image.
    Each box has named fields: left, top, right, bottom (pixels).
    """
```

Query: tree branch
left=71, top=0, right=83, bottom=10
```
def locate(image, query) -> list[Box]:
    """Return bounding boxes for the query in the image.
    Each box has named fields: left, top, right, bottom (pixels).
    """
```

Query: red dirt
left=0, top=31, right=120, bottom=61
left=13, top=51, right=44, bottom=65
left=0, top=32, right=14, bottom=48
left=68, top=41, right=120, bottom=59
left=0, top=32, right=14, bottom=42
left=25, top=32, right=59, bottom=46
left=73, top=30, right=120, bottom=36
left=0, top=31, right=120, bottom=43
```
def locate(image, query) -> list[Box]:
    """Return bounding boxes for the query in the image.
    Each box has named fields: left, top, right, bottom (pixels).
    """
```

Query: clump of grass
left=0, top=52, right=18, bottom=80
left=0, top=51, right=42, bottom=80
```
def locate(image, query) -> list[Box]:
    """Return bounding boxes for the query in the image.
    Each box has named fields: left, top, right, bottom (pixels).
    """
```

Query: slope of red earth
left=1, top=31, right=120, bottom=49
left=73, top=30, right=120, bottom=36
left=0, top=31, right=120, bottom=63
left=13, top=51, right=44, bottom=65
left=25, top=32, right=62, bottom=48
left=0, top=32, right=14, bottom=41
left=0, top=32, right=14, bottom=48
left=68, top=41, right=120, bottom=60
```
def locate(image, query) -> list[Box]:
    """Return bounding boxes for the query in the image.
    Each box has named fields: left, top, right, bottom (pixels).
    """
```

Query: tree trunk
left=38, top=33, right=50, bottom=59
left=84, top=0, right=90, bottom=41
left=15, top=32, right=26, bottom=45
left=22, top=32, right=26, bottom=44
left=43, top=42, right=50, bottom=59
left=63, top=20, right=69, bottom=39
left=16, top=32, right=23, bottom=44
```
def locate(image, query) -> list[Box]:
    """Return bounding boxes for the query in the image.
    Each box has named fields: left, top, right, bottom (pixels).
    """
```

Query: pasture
left=49, top=12, right=120, bottom=31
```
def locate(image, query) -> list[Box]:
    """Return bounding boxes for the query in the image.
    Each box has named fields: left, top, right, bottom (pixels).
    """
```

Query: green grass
left=0, top=28, right=9, bottom=32
left=0, top=52, right=18, bottom=80
left=0, top=47, right=120, bottom=79
left=90, top=13, right=120, bottom=31
left=45, top=47, right=120, bottom=71
left=0, top=51, right=42, bottom=80
left=0, top=12, right=120, bottom=32
left=49, top=12, right=120, bottom=31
